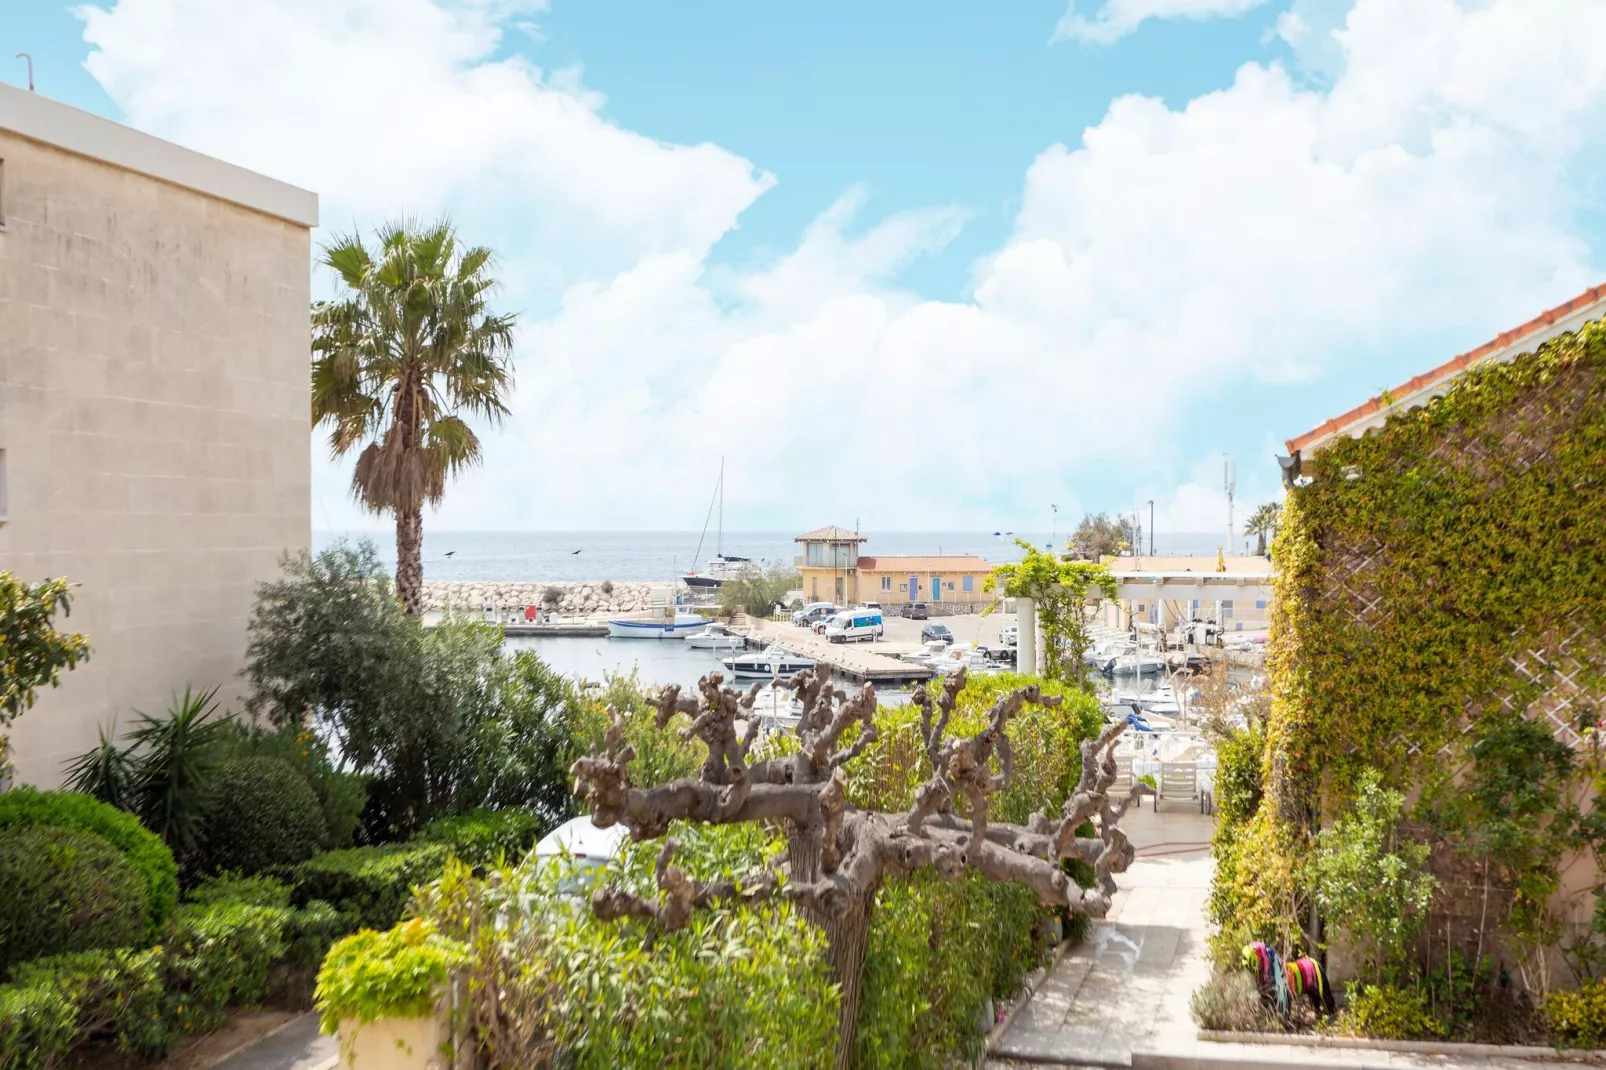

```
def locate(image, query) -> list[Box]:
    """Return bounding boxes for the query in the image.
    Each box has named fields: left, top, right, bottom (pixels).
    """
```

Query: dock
left=733, top=617, right=935, bottom=685
left=501, top=623, right=610, bottom=638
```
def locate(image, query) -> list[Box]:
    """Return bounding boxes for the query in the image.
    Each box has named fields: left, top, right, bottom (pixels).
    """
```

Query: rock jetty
left=421, top=580, right=663, bottom=616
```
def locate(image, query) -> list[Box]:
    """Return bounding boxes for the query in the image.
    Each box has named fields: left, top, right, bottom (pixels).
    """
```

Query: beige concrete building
left=0, top=85, right=317, bottom=787
left=1098, top=555, right=1275, bottom=634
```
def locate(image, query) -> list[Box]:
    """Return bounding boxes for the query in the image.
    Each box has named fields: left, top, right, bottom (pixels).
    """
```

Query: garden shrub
left=1334, top=984, right=1447, bottom=1040
left=0, top=881, right=343, bottom=1066
left=165, top=900, right=293, bottom=1033
left=276, top=842, right=452, bottom=931
left=1190, top=968, right=1274, bottom=1032
left=0, top=948, right=168, bottom=1066
left=315, top=919, right=465, bottom=1033
left=0, top=827, right=148, bottom=975
left=412, top=828, right=837, bottom=1070
left=416, top=807, right=547, bottom=868
left=0, top=787, right=178, bottom=940
left=218, top=722, right=369, bottom=850
left=186, top=871, right=293, bottom=908
left=199, top=755, right=329, bottom=874
left=1545, top=980, right=1606, bottom=1048
left=245, top=546, right=581, bottom=842
left=1308, top=770, right=1435, bottom=986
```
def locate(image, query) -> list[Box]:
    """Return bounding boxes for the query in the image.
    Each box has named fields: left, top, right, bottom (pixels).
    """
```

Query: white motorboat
left=1106, top=650, right=1166, bottom=675
left=607, top=609, right=709, bottom=640
left=722, top=646, right=818, bottom=679
left=1133, top=683, right=1194, bottom=716
left=683, top=622, right=744, bottom=651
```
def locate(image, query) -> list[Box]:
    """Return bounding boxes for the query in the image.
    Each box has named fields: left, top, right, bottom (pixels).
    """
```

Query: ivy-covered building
left=1215, top=283, right=1606, bottom=992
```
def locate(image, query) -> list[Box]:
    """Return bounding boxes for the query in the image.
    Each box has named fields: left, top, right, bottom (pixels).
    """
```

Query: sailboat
left=683, top=459, right=751, bottom=589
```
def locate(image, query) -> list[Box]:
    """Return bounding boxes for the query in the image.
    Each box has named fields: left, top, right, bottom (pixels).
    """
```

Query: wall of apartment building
left=0, top=87, right=317, bottom=787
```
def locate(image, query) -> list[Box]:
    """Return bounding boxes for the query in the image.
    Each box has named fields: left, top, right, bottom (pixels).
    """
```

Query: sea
left=311, top=529, right=1242, bottom=583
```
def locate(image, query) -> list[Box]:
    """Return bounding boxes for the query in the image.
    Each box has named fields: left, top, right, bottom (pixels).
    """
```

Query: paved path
left=989, top=803, right=1214, bottom=1067
left=211, top=1013, right=335, bottom=1070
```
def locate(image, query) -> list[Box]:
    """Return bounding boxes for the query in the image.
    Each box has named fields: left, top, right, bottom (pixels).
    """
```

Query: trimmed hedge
left=274, top=843, right=452, bottom=932
left=0, top=894, right=339, bottom=1066
left=0, top=788, right=178, bottom=941
left=416, top=808, right=547, bottom=868
left=199, top=756, right=328, bottom=875
left=0, top=827, right=148, bottom=976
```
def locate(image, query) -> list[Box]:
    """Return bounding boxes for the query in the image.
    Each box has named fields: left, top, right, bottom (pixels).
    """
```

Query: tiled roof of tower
left=1287, top=283, right=1606, bottom=459
left=795, top=526, right=866, bottom=542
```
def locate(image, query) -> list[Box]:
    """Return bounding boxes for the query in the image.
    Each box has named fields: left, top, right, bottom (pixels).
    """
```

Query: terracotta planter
left=337, top=1014, right=450, bottom=1070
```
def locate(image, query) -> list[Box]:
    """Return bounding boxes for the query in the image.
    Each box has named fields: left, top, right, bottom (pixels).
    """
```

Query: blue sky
left=11, top=0, right=1606, bottom=535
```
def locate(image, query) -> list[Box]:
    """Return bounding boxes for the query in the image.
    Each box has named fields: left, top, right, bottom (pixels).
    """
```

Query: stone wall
left=424, top=580, right=667, bottom=617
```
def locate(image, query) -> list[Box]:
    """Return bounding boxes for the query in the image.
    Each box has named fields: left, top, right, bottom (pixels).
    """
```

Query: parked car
left=1001, top=623, right=1019, bottom=647
left=855, top=601, right=882, bottom=611
left=906, top=603, right=929, bottom=620
left=824, top=609, right=885, bottom=643
left=921, top=622, right=953, bottom=645
left=791, top=602, right=838, bottom=627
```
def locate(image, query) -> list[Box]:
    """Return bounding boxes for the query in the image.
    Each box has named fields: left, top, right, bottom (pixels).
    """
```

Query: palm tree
left=1245, top=501, right=1282, bottom=556
left=312, top=220, right=516, bottom=614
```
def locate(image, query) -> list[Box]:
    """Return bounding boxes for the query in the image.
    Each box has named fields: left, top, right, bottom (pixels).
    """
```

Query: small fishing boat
left=683, top=622, right=744, bottom=651
left=722, top=646, right=817, bottom=679
left=607, top=609, right=709, bottom=640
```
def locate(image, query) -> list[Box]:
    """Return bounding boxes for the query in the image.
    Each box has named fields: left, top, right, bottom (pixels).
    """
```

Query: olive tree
left=570, top=667, right=1145, bottom=1069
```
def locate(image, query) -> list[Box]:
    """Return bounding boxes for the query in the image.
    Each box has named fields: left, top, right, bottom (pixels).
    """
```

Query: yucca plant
left=126, top=686, right=232, bottom=854
left=62, top=722, right=136, bottom=810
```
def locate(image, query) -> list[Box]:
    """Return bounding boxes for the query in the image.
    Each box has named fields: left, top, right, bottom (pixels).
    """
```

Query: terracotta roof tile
left=1287, top=283, right=1606, bottom=456
left=856, top=555, right=993, bottom=572
left=794, top=525, right=867, bottom=542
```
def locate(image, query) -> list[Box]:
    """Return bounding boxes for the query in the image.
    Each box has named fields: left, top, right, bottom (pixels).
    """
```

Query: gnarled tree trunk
left=790, top=832, right=875, bottom=1069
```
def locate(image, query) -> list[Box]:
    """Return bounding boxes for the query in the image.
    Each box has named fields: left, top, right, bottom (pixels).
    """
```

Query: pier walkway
left=733, top=617, right=935, bottom=684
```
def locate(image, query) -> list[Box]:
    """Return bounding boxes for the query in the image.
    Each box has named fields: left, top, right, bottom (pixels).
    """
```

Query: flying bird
left=443, top=551, right=456, bottom=558
left=571, top=549, right=582, bottom=555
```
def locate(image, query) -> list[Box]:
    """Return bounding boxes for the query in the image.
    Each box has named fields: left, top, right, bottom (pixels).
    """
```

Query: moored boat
left=722, top=646, right=817, bottom=679
left=607, top=610, right=709, bottom=639
left=684, top=622, right=744, bottom=650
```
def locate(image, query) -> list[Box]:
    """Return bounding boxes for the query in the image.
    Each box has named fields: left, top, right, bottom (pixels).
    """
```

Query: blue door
left=932, top=576, right=942, bottom=602
left=909, top=575, right=919, bottom=601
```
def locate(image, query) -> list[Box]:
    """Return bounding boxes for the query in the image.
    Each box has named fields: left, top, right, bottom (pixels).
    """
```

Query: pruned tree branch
left=569, top=667, right=1149, bottom=926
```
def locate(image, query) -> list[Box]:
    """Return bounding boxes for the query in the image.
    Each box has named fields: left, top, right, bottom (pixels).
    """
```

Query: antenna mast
left=1224, top=453, right=1236, bottom=547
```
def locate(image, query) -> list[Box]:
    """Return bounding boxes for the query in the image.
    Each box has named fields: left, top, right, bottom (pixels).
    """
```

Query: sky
left=10, top=0, right=1606, bottom=535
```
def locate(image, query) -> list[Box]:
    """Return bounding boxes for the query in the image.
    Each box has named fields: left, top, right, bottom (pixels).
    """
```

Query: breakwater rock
left=422, top=580, right=664, bottom=616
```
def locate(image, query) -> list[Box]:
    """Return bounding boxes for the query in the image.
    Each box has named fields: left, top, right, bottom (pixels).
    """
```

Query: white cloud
left=1054, top=0, right=1273, bottom=45
left=78, top=0, right=774, bottom=282
left=80, top=0, right=1606, bottom=533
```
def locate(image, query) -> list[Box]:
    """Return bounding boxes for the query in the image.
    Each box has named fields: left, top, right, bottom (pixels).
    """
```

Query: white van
left=824, top=610, right=884, bottom=643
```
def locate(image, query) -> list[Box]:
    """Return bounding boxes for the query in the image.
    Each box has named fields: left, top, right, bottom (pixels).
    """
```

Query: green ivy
left=1214, top=317, right=1606, bottom=1000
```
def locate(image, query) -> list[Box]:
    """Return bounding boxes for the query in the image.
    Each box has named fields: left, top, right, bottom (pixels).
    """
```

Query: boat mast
left=691, top=466, right=719, bottom=573
left=717, top=456, right=724, bottom=560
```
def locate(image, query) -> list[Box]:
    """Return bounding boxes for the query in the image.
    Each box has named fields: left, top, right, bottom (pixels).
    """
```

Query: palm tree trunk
left=1256, top=531, right=1267, bottom=556
left=396, top=506, right=425, bottom=615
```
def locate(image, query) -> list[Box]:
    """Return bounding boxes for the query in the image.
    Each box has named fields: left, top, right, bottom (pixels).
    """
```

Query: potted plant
left=316, top=918, right=465, bottom=1069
